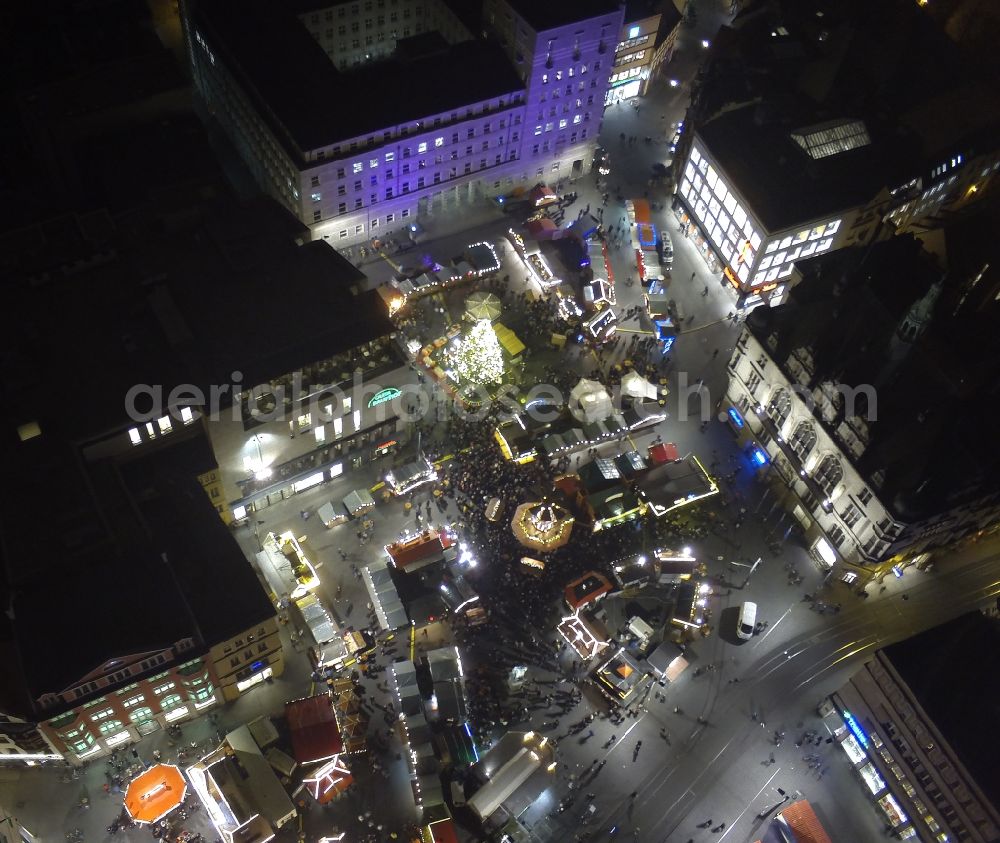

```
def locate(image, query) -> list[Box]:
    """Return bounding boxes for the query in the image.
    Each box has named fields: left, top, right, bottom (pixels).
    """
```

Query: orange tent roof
left=777, top=800, right=833, bottom=843
left=123, top=764, right=186, bottom=824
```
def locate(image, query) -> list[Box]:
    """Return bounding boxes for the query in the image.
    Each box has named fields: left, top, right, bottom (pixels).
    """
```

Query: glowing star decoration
left=450, top=319, right=505, bottom=385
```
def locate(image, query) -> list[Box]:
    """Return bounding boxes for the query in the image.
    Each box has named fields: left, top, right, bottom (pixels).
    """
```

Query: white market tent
left=569, top=378, right=614, bottom=423
left=468, top=747, right=541, bottom=820
left=621, top=370, right=658, bottom=401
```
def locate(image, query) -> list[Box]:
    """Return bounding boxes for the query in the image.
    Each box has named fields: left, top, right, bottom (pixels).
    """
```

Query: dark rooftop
left=882, top=612, right=1000, bottom=808
left=746, top=231, right=1000, bottom=521
left=3, top=196, right=387, bottom=443
left=4, top=431, right=274, bottom=711
left=697, top=104, right=918, bottom=232
left=686, top=0, right=999, bottom=215
left=500, top=0, right=623, bottom=32
left=194, top=0, right=526, bottom=157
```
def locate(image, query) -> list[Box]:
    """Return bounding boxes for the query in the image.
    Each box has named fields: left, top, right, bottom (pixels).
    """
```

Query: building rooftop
left=746, top=230, right=1000, bottom=522
left=194, top=0, right=526, bottom=158
left=500, top=0, right=622, bottom=33
left=882, top=612, right=1000, bottom=808
left=285, top=694, right=344, bottom=764
left=3, top=196, right=385, bottom=443
left=4, top=432, right=275, bottom=712
left=697, top=104, right=917, bottom=232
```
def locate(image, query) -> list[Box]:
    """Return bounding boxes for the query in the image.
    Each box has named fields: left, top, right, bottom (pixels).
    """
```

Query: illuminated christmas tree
left=451, top=319, right=505, bottom=385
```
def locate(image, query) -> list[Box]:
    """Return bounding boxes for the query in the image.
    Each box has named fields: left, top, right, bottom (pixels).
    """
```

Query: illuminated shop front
left=677, top=139, right=844, bottom=309
left=605, top=75, right=643, bottom=106
left=678, top=142, right=763, bottom=289
left=818, top=699, right=917, bottom=837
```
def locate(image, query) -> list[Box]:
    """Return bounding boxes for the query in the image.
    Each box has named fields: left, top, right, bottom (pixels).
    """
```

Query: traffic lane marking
left=719, top=765, right=782, bottom=841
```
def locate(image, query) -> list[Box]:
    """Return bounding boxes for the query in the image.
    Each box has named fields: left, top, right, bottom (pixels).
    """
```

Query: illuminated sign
left=368, top=388, right=401, bottom=408
left=842, top=709, right=869, bottom=748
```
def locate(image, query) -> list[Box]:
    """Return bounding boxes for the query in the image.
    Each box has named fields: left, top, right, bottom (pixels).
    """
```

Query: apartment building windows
left=814, top=455, right=843, bottom=496
left=841, top=504, right=862, bottom=530
left=766, top=389, right=791, bottom=427
left=790, top=422, right=817, bottom=460
left=827, top=524, right=847, bottom=548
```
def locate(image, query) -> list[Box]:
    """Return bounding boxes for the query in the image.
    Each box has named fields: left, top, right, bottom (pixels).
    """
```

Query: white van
left=737, top=601, right=757, bottom=640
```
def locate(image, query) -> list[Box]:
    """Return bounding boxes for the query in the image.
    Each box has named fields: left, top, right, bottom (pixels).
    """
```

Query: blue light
left=637, top=224, right=658, bottom=249
left=751, top=447, right=768, bottom=466
left=842, top=710, right=869, bottom=748
left=727, top=407, right=745, bottom=429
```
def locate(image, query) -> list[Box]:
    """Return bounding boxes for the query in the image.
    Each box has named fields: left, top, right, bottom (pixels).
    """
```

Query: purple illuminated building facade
left=182, top=0, right=622, bottom=246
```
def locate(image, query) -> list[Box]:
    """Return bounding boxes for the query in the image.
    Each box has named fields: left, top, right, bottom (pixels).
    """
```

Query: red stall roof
left=286, top=694, right=343, bottom=764
left=648, top=442, right=680, bottom=465
left=386, top=528, right=455, bottom=571
left=564, top=571, right=613, bottom=611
